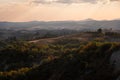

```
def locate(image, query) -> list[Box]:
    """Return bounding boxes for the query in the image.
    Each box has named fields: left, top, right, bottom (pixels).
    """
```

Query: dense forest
left=0, top=39, right=120, bottom=80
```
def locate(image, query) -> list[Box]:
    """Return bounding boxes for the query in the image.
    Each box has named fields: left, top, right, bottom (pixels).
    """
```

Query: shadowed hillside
left=0, top=40, right=120, bottom=80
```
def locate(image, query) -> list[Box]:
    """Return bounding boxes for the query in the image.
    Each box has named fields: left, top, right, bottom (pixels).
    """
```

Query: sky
left=0, top=0, right=120, bottom=22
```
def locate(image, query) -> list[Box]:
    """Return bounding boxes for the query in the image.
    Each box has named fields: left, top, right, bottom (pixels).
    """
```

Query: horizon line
left=0, top=18, right=120, bottom=23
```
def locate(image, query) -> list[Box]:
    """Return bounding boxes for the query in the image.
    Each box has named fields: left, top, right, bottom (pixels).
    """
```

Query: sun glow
left=0, top=0, right=120, bottom=22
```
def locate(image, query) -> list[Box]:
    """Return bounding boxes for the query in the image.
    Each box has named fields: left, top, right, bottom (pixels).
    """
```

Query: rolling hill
left=0, top=19, right=120, bottom=30
left=29, top=31, right=120, bottom=44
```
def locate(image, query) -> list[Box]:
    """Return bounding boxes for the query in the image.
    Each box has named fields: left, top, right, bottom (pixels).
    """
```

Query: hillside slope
left=30, top=32, right=120, bottom=44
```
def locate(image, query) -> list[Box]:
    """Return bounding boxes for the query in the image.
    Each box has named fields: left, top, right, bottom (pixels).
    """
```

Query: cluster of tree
left=0, top=29, right=80, bottom=41
left=105, top=32, right=120, bottom=38
left=0, top=41, right=120, bottom=80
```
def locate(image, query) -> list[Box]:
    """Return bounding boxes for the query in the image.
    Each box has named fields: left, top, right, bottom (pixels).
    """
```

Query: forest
left=0, top=39, right=120, bottom=80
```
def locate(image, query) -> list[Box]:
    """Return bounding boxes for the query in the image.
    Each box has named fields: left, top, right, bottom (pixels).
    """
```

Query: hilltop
left=30, top=31, right=120, bottom=44
left=0, top=19, right=120, bottom=30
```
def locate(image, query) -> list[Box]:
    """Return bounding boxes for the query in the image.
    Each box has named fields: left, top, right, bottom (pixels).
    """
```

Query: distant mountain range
left=0, top=19, right=120, bottom=30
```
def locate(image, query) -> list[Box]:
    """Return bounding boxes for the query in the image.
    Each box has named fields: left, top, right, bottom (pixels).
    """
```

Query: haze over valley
left=0, top=19, right=120, bottom=30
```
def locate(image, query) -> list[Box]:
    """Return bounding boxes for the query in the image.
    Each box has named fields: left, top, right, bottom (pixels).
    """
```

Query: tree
left=97, top=28, right=102, bottom=33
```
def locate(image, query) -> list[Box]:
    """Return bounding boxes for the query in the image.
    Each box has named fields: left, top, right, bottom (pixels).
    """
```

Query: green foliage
left=0, top=41, right=120, bottom=80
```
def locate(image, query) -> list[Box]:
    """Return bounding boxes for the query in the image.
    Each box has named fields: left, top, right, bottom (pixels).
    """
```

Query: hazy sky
left=0, top=0, right=120, bottom=22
